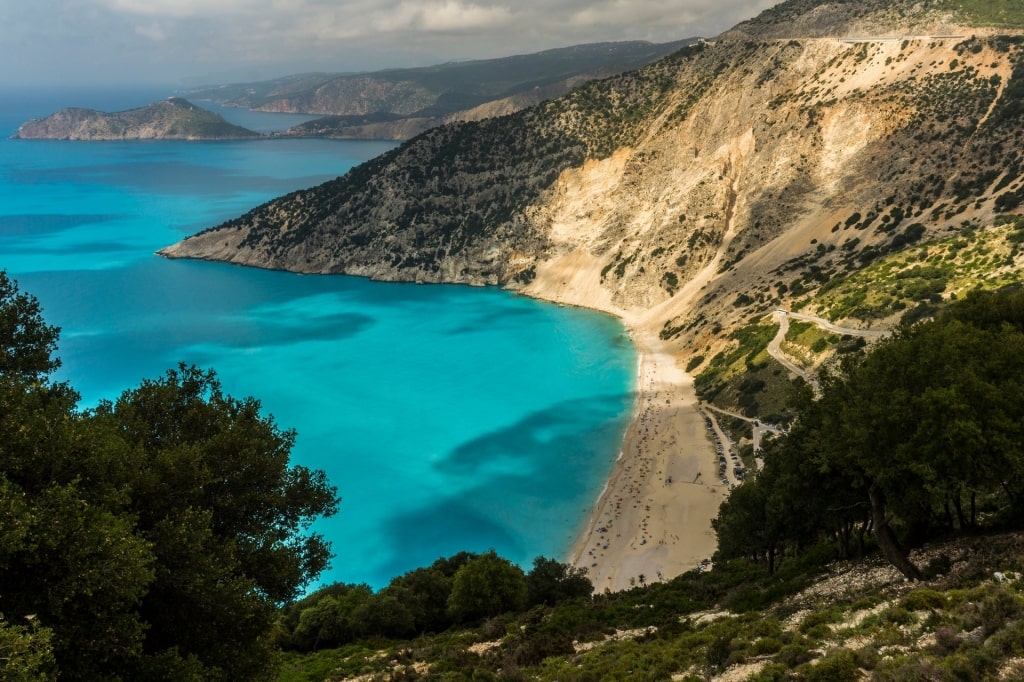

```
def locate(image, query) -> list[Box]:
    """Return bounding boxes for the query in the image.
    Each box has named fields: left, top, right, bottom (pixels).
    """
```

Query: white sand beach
left=568, top=328, right=726, bottom=591
left=521, top=245, right=729, bottom=591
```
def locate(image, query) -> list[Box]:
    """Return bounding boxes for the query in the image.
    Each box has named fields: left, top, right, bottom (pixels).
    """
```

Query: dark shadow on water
left=0, top=213, right=124, bottom=237
left=376, top=499, right=523, bottom=582
left=441, top=303, right=541, bottom=335
left=372, top=393, right=633, bottom=583
left=12, top=162, right=337, bottom=197
left=439, top=393, right=634, bottom=475
left=3, top=240, right=140, bottom=254
left=193, top=311, right=376, bottom=349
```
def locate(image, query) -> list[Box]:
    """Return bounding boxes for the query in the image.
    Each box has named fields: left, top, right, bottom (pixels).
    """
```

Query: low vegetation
left=812, top=216, right=1024, bottom=323
left=939, top=0, right=1024, bottom=28
left=698, top=214, right=1024, bottom=422
left=270, top=534, right=1024, bottom=681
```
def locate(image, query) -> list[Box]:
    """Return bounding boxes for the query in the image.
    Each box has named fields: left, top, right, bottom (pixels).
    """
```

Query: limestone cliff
left=161, top=0, right=1024, bottom=362
left=14, top=98, right=261, bottom=141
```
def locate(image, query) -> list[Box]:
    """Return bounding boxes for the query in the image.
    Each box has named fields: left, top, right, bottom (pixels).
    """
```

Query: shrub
left=932, top=626, right=964, bottom=654
left=883, top=607, right=916, bottom=626
left=900, top=589, right=947, bottom=612
left=803, top=648, right=860, bottom=682
left=750, top=636, right=784, bottom=655
left=979, top=586, right=1023, bottom=636
left=775, top=642, right=817, bottom=667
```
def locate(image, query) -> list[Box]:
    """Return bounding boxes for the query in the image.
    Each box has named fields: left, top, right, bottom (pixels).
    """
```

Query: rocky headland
left=14, top=97, right=262, bottom=140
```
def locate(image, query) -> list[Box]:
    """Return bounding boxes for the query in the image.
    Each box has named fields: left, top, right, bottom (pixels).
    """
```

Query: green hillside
left=941, top=0, right=1024, bottom=27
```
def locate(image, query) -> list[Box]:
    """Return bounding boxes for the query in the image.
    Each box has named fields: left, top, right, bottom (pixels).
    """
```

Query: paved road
left=766, top=310, right=893, bottom=390
left=779, top=310, right=890, bottom=339
left=767, top=311, right=819, bottom=389
left=702, top=404, right=783, bottom=453
left=701, top=312, right=893, bottom=476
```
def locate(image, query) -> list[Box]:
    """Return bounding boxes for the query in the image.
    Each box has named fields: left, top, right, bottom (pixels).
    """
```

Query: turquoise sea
left=0, top=88, right=636, bottom=589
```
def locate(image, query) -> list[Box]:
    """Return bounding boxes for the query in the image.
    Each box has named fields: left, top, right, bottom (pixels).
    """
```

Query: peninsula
left=13, top=97, right=262, bottom=140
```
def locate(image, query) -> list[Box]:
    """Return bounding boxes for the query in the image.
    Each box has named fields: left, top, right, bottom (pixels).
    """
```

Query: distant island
left=13, top=97, right=262, bottom=140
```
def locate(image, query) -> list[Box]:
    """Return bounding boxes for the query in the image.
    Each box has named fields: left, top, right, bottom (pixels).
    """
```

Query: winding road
left=767, top=309, right=891, bottom=391
left=697, top=311, right=891, bottom=477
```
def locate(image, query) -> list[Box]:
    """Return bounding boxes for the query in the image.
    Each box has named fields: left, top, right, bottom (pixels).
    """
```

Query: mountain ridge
left=186, top=40, right=696, bottom=140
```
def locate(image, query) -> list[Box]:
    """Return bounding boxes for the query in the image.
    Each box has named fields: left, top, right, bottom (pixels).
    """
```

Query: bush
left=448, top=550, right=528, bottom=623
left=775, top=642, right=817, bottom=667
left=750, top=636, right=784, bottom=655
left=882, top=607, right=916, bottom=627
left=900, top=589, right=947, bottom=612
left=979, top=586, right=1023, bottom=636
left=803, top=648, right=860, bottom=682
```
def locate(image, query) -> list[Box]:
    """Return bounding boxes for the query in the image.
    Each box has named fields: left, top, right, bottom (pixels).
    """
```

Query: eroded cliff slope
left=162, top=0, right=1024, bottom=360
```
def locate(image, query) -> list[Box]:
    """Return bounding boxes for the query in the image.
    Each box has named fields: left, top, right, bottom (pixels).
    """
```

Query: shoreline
left=567, top=327, right=726, bottom=591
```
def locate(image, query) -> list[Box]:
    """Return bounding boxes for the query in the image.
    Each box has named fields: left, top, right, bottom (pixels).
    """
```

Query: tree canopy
left=0, top=271, right=339, bottom=680
left=714, top=288, right=1024, bottom=580
left=447, top=550, right=529, bottom=622
left=0, top=271, right=60, bottom=379
left=274, top=551, right=593, bottom=652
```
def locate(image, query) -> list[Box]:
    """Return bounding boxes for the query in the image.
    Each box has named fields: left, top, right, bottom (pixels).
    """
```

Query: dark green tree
left=383, top=563, right=458, bottom=634
left=715, top=289, right=1024, bottom=581
left=0, top=277, right=155, bottom=677
left=0, top=273, right=341, bottom=679
left=812, top=303, right=1024, bottom=579
left=525, top=556, right=593, bottom=606
left=290, top=584, right=373, bottom=651
left=447, top=550, right=528, bottom=622
left=354, top=592, right=416, bottom=639
left=0, top=270, right=60, bottom=379
left=0, top=613, right=56, bottom=682
left=87, top=364, right=340, bottom=677
left=712, top=471, right=778, bottom=570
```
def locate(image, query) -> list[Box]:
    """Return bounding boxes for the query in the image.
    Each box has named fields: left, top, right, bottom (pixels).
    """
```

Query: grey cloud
left=2, top=0, right=776, bottom=86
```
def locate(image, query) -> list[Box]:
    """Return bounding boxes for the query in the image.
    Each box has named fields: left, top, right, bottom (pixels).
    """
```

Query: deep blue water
left=0, top=89, right=636, bottom=589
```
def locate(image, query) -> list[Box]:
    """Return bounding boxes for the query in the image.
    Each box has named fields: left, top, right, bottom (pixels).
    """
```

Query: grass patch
left=938, top=0, right=1024, bottom=27
left=810, top=216, right=1024, bottom=321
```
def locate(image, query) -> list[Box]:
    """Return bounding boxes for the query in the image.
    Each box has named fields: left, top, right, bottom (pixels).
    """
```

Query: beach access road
left=768, top=309, right=892, bottom=389
left=702, top=403, right=784, bottom=458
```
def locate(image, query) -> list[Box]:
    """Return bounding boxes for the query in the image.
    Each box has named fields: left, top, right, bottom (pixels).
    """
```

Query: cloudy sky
left=2, top=0, right=776, bottom=87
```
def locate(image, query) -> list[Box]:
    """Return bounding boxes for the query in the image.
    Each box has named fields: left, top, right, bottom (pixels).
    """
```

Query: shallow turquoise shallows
left=0, top=89, right=636, bottom=589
